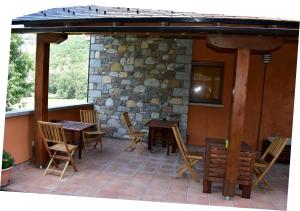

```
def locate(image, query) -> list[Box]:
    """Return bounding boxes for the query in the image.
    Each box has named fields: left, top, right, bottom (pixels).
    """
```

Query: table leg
left=241, top=185, right=252, bottom=199
left=148, top=127, right=152, bottom=151
left=79, top=131, right=83, bottom=159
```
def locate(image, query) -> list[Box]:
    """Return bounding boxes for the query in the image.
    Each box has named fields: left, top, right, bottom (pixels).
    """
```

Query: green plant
left=2, top=151, right=14, bottom=169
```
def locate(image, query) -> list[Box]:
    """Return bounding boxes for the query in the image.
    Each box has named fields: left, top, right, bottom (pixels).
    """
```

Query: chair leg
left=44, top=151, right=57, bottom=176
left=253, top=167, right=274, bottom=190
left=99, top=136, right=103, bottom=151
left=70, top=151, right=78, bottom=172
left=60, top=161, right=70, bottom=180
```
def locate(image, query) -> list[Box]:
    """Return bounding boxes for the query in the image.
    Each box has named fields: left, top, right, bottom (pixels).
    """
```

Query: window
left=190, top=62, right=224, bottom=105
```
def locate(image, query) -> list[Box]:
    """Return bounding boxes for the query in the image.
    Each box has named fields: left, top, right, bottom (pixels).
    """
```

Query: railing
left=3, top=103, right=93, bottom=164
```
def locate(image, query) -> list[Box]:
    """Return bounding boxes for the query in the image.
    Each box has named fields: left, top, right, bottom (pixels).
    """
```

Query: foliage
left=6, top=34, right=33, bottom=111
left=49, top=35, right=89, bottom=99
left=2, top=151, right=14, bottom=169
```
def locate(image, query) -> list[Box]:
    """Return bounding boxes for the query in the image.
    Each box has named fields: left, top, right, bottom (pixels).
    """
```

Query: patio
left=3, top=137, right=289, bottom=210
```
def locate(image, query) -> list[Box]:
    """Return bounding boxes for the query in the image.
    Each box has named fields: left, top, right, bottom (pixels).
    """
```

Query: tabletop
left=145, top=119, right=178, bottom=129
left=60, top=120, right=95, bottom=132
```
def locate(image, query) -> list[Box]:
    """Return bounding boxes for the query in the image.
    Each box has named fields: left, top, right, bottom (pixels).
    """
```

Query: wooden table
left=203, top=138, right=255, bottom=199
left=145, top=119, right=178, bottom=155
left=60, top=120, right=95, bottom=159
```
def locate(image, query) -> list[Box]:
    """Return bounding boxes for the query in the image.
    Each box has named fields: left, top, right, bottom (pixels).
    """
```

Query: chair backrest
left=172, top=124, right=189, bottom=158
left=121, top=112, right=136, bottom=136
left=80, top=110, right=100, bottom=131
left=261, top=136, right=289, bottom=162
left=37, top=120, right=71, bottom=153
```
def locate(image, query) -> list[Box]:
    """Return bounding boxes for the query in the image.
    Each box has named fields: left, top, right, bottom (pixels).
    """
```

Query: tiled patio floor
left=2, top=138, right=289, bottom=210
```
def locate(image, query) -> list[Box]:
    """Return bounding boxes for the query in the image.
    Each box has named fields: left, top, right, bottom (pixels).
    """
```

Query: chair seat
left=84, top=130, right=105, bottom=136
left=254, top=161, right=268, bottom=168
left=133, top=131, right=146, bottom=136
left=187, top=151, right=204, bottom=159
left=49, top=143, right=77, bottom=152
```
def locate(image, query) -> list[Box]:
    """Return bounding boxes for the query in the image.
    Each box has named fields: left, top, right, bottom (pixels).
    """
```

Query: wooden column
left=207, top=35, right=283, bottom=197
left=223, top=48, right=250, bottom=196
left=33, top=33, right=67, bottom=166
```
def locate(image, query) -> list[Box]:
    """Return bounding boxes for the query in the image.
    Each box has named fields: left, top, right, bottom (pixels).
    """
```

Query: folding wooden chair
left=80, top=110, right=105, bottom=155
left=37, top=121, right=78, bottom=180
left=172, top=125, right=203, bottom=181
left=121, top=112, right=146, bottom=153
left=253, top=136, right=289, bottom=190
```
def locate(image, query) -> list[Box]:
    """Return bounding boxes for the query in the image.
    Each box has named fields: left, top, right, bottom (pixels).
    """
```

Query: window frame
left=189, top=61, right=225, bottom=105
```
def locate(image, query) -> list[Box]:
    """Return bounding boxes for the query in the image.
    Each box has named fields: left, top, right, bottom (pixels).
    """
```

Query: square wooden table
left=60, top=120, right=95, bottom=159
left=145, top=119, right=178, bottom=155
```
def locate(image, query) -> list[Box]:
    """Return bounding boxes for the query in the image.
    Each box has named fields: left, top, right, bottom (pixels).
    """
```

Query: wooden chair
left=37, top=121, right=78, bottom=180
left=172, top=125, right=203, bottom=181
left=80, top=110, right=105, bottom=155
left=253, top=136, right=289, bottom=190
left=121, top=112, right=146, bottom=153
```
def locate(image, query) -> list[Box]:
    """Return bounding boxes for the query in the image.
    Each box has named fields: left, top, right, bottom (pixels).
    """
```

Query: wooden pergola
left=11, top=5, right=299, bottom=198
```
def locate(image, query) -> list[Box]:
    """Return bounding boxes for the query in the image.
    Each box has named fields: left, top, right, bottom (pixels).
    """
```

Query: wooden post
left=206, top=35, right=282, bottom=198
left=223, top=48, right=250, bottom=197
left=33, top=33, right=67, bottom=166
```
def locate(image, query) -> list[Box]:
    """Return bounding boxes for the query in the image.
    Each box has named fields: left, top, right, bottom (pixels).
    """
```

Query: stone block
left=91, top=44, right=104, bottom=51
left=134, top=72, right=143, bottom=78
left=119, top=72, right=128, bottom=78
left=89, top=75, right=101, bottom=83
left=145, top=57, right=156, bottom=64
left=89, top=59, right=101, bottom=68
left=158, top=43, right=168, bottom=52
left=144, top=78, right=160, bottom=87
left=151, top=112, right=160, bottom=119
left=173, top=88, right=189, bottom=97
left=169, top=98, right=183, bottom=105
left=175, top=72, right=190, bottom=80
left=121, top=79, right=131, bottom=85
left=141, top=41, right=148, bottom=48
left=89, top=90, right=101, bottom=98
left=109, top=72, right=119, bottom=77
left=111, top=63, right=122, bottom=72
left=134, top=59, right=144, bottom=67
left=118, top=45, right=127, bottom=52
left=151, top=98, right=160, bottom=105
left=176, top=55, right=191, bottom=64
left=173, top=105, right=188, bottom=114
left=102, top=76, right=112, bottom=84
left=107, top=119, right=121, bottom=128
left=109, top=88, right=122, bottom=96
left=133, top=85, right=146, bottom=93
left=105, top=98, right=114, bottom=107
left=127, top=57, right=135, bottom=65
left=124, top=65, right=134, bottom=72
left=126, top=100, right=137, bottom=107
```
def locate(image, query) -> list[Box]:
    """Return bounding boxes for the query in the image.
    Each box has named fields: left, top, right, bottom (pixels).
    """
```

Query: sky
left=0, top=0, right=300, bottom=211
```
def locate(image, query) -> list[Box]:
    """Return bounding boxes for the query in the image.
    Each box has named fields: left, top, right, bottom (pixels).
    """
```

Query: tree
left=49, top=35, right=88, bottom=100
left=6, top=34, right=33, bottom=111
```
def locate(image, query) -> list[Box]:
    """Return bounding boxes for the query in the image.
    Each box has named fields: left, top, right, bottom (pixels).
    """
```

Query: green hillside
left=22, top=34, right=90, bottom=100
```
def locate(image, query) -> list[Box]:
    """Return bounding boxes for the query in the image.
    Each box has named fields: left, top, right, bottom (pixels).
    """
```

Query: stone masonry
left=88, top=35, right=192, bottom=139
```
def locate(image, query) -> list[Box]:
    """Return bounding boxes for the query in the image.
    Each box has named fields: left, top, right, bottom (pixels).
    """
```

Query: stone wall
left=88, top=35, right=192, bottom=138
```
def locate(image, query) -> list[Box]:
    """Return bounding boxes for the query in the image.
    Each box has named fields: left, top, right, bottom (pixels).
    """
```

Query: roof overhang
left=11, top=5, right=299, bottom=38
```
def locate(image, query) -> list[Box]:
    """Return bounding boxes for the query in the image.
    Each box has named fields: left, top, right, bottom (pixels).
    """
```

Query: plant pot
left=1, top=166, right=12, bottom=187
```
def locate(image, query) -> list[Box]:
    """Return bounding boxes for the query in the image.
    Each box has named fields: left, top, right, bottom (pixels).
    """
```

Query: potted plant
left=1, top=151, right=14, bottom=187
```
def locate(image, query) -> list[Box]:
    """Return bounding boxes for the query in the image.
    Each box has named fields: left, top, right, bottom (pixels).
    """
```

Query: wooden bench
left=203, top=138, right=255, bottom=199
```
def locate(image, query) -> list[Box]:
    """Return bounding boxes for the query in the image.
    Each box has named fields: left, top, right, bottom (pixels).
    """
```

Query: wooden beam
left=207, top=35, right=283, bottom=51
left=37, top=33, right=68, bottom=44
left=223, top=48, right=250, bottom=197
left=33, top=33, right=67, bottom=166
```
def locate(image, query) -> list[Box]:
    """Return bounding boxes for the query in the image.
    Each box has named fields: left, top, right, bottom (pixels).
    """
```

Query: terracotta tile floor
left=2, top=138, right=289, bottom=210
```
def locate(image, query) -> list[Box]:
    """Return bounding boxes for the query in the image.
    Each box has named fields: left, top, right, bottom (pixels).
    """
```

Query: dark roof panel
left=12, top=5, right=299, bottom=27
